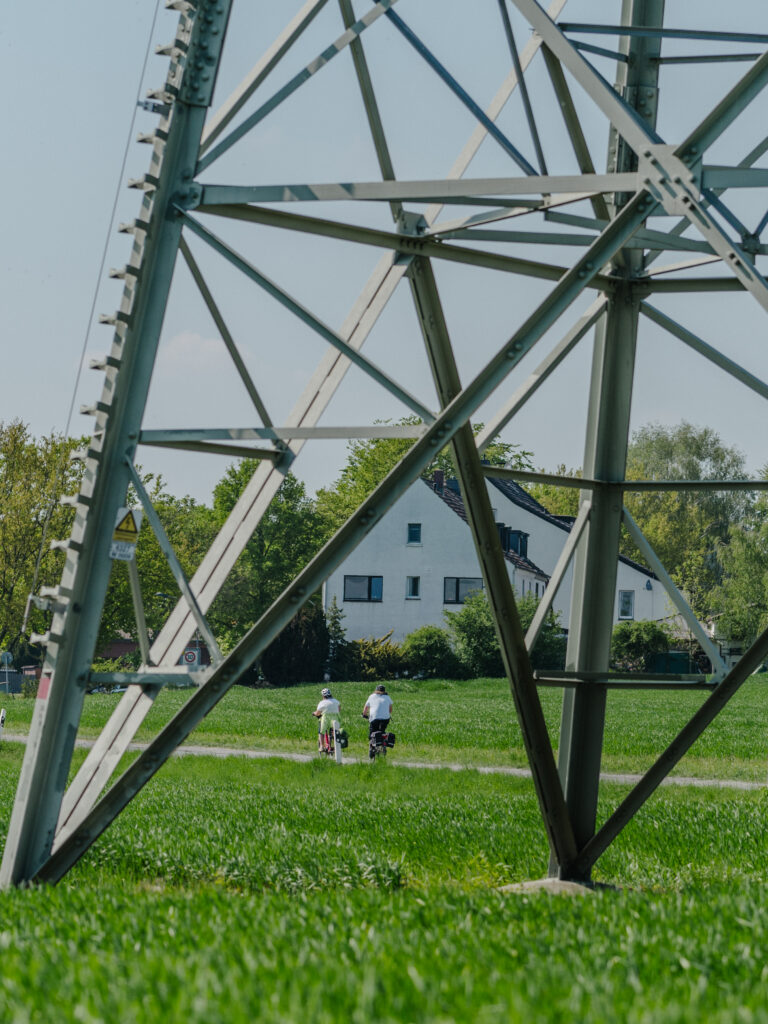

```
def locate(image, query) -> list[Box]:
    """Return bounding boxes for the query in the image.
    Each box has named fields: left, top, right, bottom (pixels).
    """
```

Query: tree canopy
left=527, top=464, right=582, bottom=518
left=0, top=421, right=84, bottom=657
left=315, top=417, right=532, bottom=537
left=528, top=422, right=751, bottom=617
left=207, top=461, right=322, bottom=650
left=711, top=487, right=768, bottom=644
left=622, top=422, right=751, bottom=614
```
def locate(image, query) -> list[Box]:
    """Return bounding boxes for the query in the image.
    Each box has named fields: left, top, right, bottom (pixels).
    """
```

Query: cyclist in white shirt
left=313, top=687, right=341, bottom=754
left=363, top=684, right=392, bottom=740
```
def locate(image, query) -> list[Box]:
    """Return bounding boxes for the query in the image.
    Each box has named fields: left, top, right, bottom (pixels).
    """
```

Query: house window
left=443, top=577, right=484, bottom=604
left=618, top=590, right=635, bottom=620
left=407, top=523, right=422, bottom=544
left=343, top=575, right=383, bottom=602
left=406, top=576, right=420, bottom=599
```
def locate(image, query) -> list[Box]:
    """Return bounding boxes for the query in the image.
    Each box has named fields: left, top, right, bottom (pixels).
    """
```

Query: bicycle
left=364, top=714, right=395, bottom=761
left=318, top=718, right=347, bottom=764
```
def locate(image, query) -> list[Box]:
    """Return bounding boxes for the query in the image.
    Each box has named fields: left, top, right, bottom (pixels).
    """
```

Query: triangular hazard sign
left=112, top=508, right=141, bottom=543
left=115, top=512, right=138, bottom=535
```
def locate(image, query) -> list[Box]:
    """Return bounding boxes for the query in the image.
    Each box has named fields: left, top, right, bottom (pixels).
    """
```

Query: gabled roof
left=423, top=478, right=550, bottom=579
left=487, top=476, right=657, bottom=579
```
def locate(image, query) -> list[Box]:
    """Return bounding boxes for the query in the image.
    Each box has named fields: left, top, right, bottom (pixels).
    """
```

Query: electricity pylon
left=4, top=0, right=768, bottom=887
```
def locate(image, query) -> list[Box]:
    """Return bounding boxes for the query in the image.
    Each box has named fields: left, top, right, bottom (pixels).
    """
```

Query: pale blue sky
left=3, top=1, right=768, bottom=502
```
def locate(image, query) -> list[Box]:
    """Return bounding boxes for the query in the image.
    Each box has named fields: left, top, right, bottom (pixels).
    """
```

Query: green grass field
left=5, top=674, right=768, bottom=778
left=2, top=677, right=768, bottom=1021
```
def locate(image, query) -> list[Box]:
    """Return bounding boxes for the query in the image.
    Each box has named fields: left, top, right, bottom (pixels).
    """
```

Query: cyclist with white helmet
left=313, top=687, right=341, bottom=754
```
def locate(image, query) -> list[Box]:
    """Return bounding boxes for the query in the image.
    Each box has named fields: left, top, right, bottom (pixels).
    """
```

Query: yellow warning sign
left=110, top=507, right=143, bottom=561
left=113, top=510, right=139, bottom=543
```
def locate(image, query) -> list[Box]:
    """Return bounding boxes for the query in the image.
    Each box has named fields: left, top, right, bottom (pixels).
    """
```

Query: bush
left=401, top=625, right=464, bottom=679
left=611, top=619, right=671, bottom=672
left=445, top=591, right=566, bottom=678
left=344, top=632, right=404, bottom=682
left=444, top=592, right=504, bottom=678
left=260, top=602, right=330, bottom=685
left=516, top=593, right=567, bottom=672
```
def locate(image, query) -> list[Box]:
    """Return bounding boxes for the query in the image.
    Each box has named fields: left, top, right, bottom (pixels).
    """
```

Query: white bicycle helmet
left=321, top=687, right=332, bottom=698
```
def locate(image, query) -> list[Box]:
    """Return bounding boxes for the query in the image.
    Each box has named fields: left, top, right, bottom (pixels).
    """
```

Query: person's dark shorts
left=369, top=718, right=390, bottom=737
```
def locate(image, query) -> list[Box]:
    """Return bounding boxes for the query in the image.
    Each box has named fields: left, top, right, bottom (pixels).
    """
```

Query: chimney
left=432, top=469, right=445, bottom=492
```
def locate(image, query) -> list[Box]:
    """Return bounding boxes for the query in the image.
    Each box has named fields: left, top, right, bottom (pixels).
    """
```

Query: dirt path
left=3, top=732, right=764, bottom=791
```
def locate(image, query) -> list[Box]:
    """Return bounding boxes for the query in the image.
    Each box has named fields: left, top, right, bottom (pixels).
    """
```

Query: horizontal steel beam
left=560, top=24, right=768, bottom=45
left=141, top=440, right=286, bottom=461
left=195, top=201, right=616, bottom=287
left=199, top=174, right=642, bottom=204
left=89, top=671, right=209, bottom=686
left=486, top=467, right=768, bottom=492
left=140, top=425, right=427, bottom=442
left=535, top=678, right=714, bottom=691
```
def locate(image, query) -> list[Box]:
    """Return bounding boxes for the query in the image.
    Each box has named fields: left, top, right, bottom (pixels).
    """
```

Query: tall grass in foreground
left=2, top=745, right=768, bottom=1021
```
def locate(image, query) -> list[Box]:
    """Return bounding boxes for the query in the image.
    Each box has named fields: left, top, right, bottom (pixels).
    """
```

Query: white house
left=323, top=472, right=666, bottom=644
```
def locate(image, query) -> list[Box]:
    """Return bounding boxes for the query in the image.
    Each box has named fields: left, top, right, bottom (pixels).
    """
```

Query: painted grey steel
left=178, top=212, right=437, bottom=423
left=127, top=559, right=151, bottom=667
left=489, top=468, right=768, bottom=493
left=198, top=174, right=644, bottom=204
left=6, top=0, right=768, bottom=889
left=194, top=201, right=606, bottom=285
left=640, top=302, right=768, bottom=402
left=196, top=0, right=401, bottom=174
left=126, top=461, right=222, bottom=664
left=554, top=0, right=665, bottom=880
left=406, top=251, right=577, bottom=871
left=476, top=298, right=608, bottom=449
left=178, top=237, right=276, bottom=431
left=41, top=5, right=565, bottom=859
left=573, top=620, right=768, bottom=877
left=524, top=502, right=591, bottom=652
left=34, top=187, right=658, bottom=885
left=140, top=425, right=428, bottom=442
left=0, top=1, right=234, bottom=888
left=199, top=0, right=331, bottom=155
left=621, top=507, right=726, bottom=677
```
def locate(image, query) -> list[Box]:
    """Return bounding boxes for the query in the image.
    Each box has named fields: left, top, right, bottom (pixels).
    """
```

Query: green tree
left=610, top=619, right=671, bottom=672
left=97, top=480, right=217, bottom=654
left=401, top=624, right=464, bottom=679
left=444, top=591, right=565, bottom=677
left=260, top=602, right=330, bottom=685
left=0, top=421, right=84, bottom=656
left=527, top=464, right=583, bottom=517
left=208, top=461, right=322, bottom=643
left=711, top=490, right=768, bottom=643
left=622, top=422, right=751, bottom=614
left=316, top=416, right=532, bottom=536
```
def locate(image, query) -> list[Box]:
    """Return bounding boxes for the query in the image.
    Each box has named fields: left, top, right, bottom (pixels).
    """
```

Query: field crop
left=4, top=673, right=768, bottom=778
left=2, top=742, right=768, bottom=1022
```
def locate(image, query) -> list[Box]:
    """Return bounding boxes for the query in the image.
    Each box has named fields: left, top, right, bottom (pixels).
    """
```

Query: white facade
left=323, top=477, right=667, bottom=643
left=487, top=479, right=666, bottom=627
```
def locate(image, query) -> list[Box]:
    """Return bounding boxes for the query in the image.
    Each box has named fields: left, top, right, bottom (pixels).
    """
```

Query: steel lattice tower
left=4, top=0, right=768, bottom=886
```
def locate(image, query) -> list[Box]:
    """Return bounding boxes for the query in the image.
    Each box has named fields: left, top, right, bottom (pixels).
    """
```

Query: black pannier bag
left=384, top=733, right=396, bottom=748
